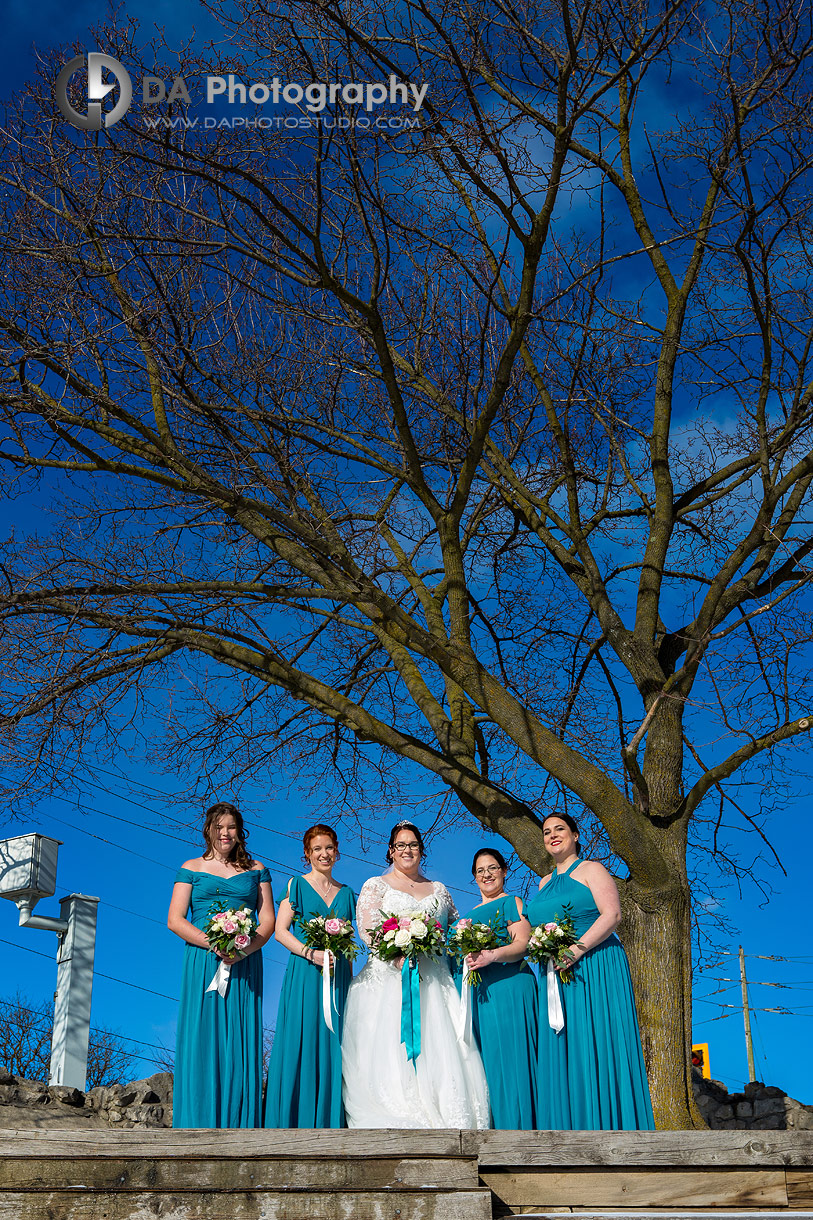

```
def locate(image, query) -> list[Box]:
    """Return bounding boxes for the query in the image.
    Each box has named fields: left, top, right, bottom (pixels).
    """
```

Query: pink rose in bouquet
left=204, top=905, right=257, bottom=959
left=301, top=915, right=359, bottom=963
left=369, top=906, right=446, bottom=967
left=527, top=904, right=584, bottom=983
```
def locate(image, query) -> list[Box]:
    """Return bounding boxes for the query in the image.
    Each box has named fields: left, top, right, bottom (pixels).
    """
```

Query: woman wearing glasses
left=451, top=848, right=538, bottom=1128
left=341, top=820, right=489, bottom=1128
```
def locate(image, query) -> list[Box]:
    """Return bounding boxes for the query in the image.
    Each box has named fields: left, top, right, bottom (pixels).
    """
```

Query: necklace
left=393, top=869, right=423, bottom=890
left=311, top=873, right=334, bottom=897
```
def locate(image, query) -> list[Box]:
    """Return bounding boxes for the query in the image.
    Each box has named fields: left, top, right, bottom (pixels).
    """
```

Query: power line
left=0, top=935, right=178, bottom=1003
left=7, top=753, right=473, bottom=895
left=0, top=998, right=168, bottom=1057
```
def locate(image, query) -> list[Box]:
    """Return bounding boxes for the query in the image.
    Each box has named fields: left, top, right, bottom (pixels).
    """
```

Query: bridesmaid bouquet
left=526, top=905, right=584, bottom=983
left=301, top=915, right=359, bottom=1033
left=369, top=907, right=446, bottom=972
left=204, top=905, right=258, bottom=998
left=447, top=919, right=503, bottom=985
left=205, top=905, right=257, bottom=958
left=301, top=915, right=360, bottom=966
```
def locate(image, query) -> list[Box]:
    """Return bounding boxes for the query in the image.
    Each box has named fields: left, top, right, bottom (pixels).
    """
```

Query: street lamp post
left=0, top=833, right=99, bottom=1091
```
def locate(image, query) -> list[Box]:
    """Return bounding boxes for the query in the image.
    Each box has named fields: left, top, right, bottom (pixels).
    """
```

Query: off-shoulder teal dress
left=172, top=866, right=270, bottom=1128
left=264, top=877, right=356, bottom=1128
left=453, top=894, right=538, bottom=1128
left=526, top=859, right=655, bottom=1130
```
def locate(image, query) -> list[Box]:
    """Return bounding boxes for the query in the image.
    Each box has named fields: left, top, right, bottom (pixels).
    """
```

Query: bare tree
left=0, top=993, right=136, bottom=1087
left=1, top=0, right=812, bottom=1125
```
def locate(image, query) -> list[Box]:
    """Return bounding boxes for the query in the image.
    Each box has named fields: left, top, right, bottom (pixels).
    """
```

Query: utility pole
left=739, top=944, right=757, bottom=1085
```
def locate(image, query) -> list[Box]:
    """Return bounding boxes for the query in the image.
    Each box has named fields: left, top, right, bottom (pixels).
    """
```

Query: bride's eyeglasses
left=474, top=865, right=502, bottom=878
left=392, top=841, right=420, bottom=853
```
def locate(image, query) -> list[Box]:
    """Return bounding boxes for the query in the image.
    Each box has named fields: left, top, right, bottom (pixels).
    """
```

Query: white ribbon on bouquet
left=321, top=951, right=338, bottom=1032
left=546, top=959, right=565, bottom=1032
left=206, top=959, right=231, bottom=998
left=454, top=959, right=474, bottom=1046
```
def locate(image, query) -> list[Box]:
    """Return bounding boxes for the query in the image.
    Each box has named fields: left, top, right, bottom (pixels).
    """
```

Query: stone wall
left=0, top=1068, right=172, bottom=1129
left=693, top=1068, right=813, bottom=1131
left=1, top=1065, right=810, bottom=1130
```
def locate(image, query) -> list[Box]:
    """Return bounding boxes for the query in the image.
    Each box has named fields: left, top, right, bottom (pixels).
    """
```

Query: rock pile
left=0, top=1069, right=172, bottom=1128
left=693, top=1068, right=813, bottom=1130
left=1, top=1065, right=810, bottom=1130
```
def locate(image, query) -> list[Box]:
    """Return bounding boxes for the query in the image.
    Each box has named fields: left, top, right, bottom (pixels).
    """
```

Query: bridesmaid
left=527, top=812, right=655, bottom=1130
left=455, top=848, right=538, bottom=1128
left=264, top=823, right=356, bottom=1128
left=168, top=802, right=275, bottom=1127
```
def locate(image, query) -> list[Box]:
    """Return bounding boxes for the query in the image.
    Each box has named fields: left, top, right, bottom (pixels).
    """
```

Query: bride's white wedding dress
left=341, top=875, right=490, bottom=1128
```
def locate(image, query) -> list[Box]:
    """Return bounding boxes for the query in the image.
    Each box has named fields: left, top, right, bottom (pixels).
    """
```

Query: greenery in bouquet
left=301, top=915, right=359, bottom=966
left=204, top=905, right=257, bottom=958
left=526, top=904, right=584, bottom=983
left=369, top=906, right=445, bottom=971
left=447, top=918, right=505, bottom=985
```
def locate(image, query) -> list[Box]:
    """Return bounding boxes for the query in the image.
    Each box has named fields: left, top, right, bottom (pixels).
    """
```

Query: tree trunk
left=620, top=872, right=705, bottom=1128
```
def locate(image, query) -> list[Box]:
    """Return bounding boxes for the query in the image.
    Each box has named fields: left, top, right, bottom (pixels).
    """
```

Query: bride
left=342, top=820, right=490, bottom=1128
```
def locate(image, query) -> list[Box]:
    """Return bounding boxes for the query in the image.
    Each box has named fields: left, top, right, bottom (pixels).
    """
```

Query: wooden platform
left=470, top=1131, right=813, bottom=1215
left=1, top=1128, right=812, bottom=1217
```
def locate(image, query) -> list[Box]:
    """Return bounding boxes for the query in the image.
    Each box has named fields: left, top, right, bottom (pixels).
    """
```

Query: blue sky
left=1, top=0, right=812, bottom=1111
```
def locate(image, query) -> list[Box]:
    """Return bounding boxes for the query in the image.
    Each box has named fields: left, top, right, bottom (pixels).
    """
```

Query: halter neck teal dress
left=526, top=859, right=655, bottom=1130
left=173, top=866, right=270, bottom=1128
left=264, top=876, right=356, bottom=1128
left=454, top=894, right=538, bottom=1128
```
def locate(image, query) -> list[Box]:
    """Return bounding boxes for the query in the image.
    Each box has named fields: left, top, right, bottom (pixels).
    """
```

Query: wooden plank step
left=480, top=1166, right=789, bottom=1210
left=0, top=1128, right=465, bottom=1157
left=468, top=1129, right=813, bottom=1167
left=0, top=1154, right=479, bottom=1191
left=0, top=1188, right=494, bottom=1220
left=494, top=1213, right=813, bottom=1218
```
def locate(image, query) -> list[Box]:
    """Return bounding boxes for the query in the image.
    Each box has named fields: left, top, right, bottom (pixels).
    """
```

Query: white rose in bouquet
left=394, top=928, right=412, bottom=949
left=409, top=920, right=428, bottom=939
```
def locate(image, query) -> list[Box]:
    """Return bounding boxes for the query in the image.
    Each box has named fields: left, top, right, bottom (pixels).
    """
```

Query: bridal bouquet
left=301, top=915, right=360, bottom=965
left=526, top=905, right=583, bottom=983
left=447, top=919, right=503, bottom=985
left=204, top=905, right=257, bottom=998
left=369, top=908, right=446, bottom=969
left=369, top=906, right=445, bottom=1065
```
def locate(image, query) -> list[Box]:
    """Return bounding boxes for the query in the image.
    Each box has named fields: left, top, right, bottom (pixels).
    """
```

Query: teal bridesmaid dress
left=454, top=895, right=538, bottom=1128
left=264, top=877, right=356, bottom=1128
left=526, top=859, right=655, bottom=1130
left=172, top=866, right=269, bottom=1128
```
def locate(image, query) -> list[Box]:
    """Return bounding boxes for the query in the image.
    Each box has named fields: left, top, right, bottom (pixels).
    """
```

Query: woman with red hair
left=264, top=823, right=356, bottom=1127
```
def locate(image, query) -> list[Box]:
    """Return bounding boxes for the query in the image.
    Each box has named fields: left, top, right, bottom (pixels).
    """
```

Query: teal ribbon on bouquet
left=400, top=957, right=421, bottom=1065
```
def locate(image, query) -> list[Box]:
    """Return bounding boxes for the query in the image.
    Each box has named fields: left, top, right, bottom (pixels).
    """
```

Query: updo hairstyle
left=542, top=811, right=581, bottom=855
left=386, top=820, right=426, bottom=863
left=471, top=847, right=508, bottom=876
left=303, top=823, right=340, bottom=861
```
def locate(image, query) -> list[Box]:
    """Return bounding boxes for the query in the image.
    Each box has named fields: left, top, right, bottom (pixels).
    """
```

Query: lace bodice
left=356, top=876, right=459, bottom=946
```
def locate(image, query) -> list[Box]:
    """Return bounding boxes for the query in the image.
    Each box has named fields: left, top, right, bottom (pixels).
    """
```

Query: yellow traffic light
left=691, top=1042, right=711, bottom=1079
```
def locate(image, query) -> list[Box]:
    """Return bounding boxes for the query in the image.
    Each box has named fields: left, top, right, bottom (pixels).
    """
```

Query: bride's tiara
left=393, top=819, right=417, bottom=828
